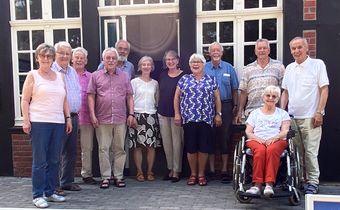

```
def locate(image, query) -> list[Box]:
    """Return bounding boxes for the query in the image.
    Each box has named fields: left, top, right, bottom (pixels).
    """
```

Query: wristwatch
left=216, top=112, right=222, bottom=116
left=316, top=110, right=325, bottom=116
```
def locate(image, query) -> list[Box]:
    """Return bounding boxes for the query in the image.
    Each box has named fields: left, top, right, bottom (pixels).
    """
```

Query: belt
left=70, top=112, right=78, bottom=117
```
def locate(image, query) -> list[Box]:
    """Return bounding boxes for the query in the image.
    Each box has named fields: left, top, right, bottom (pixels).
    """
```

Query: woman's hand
left=65, top=119, right=72, bottom=134
left=214, top=115, right=222, bottom=127
left=264, top=137, right=278, bottom=146
left=22, top=120, right=31, bottom=134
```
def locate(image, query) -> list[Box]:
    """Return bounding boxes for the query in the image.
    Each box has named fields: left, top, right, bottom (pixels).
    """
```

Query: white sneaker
left=33, top=197, right=48, bottom=208
left=246, top=186, right=261, bottom=195
left=44, top=194, right=66, bottom=202
left=263, top=185, right=274, bottom=197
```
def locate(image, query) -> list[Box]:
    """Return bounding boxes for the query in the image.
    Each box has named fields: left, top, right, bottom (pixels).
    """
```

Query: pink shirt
left=87, top=69, right=133, bottom=124
left=77, top=70, right=92, bottom=125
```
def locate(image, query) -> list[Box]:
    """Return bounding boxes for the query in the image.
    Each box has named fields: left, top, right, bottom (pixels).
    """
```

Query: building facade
left=1, top=0, right=339, bottom=181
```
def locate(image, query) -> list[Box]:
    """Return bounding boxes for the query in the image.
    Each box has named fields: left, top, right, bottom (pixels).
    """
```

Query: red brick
left=304, top=14, right=316, bottom=20
left=304, top=0, right=316, bottom=7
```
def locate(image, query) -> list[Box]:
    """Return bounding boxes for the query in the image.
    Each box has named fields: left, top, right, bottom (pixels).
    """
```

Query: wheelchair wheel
left=236, top=189, right=252, bottom=203
left=288, top=190, right=301, bottom=206
left=232, top=142, right=242, bottom=190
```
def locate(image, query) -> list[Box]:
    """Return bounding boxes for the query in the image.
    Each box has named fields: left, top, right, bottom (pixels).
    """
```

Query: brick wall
left=303, top=0, right=317, bottom=20
left=11, top=133, right=82, bottom=177
left=303, top=30, right=317, bottom=58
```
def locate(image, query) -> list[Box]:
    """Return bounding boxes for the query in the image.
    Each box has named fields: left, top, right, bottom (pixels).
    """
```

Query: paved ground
left=0, top=176, right=339, bottom=210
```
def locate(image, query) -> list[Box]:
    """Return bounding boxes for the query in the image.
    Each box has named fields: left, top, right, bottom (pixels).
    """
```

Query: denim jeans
left=31, top=122, right=65, bottom=199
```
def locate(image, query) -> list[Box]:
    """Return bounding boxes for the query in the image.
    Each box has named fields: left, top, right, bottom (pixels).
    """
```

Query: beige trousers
left=79, top=124, right=95, bottom=178
left=96, top=124, right=126, bottom=180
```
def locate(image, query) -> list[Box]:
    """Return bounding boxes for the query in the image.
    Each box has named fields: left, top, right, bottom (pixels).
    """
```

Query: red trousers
left=246, top=140, right=288, bottom=184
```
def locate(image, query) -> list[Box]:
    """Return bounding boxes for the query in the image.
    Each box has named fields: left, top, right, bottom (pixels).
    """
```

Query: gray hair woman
left=245, top=85, right=291, bottom=197
left=174, top=53, right=222, bottom=186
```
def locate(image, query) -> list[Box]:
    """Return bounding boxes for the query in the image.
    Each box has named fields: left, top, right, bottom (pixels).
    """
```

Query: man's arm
left=235, top=90, right=247, bottom=124
left=313, top=85, right=329, bottom=128
left=280, top=89, right=289, bottom=110
left=88, top=94, right=98, bottom=128
left=126, top=94, right=136, bottom=128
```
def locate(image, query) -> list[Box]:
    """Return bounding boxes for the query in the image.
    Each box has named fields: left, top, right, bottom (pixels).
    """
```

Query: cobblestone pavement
left=0, top=177, right=339, bottom=210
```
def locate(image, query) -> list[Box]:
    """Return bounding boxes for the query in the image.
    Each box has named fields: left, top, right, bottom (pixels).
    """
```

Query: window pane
left=17, top=31, right=30, bottom=50
left=67, top=0, right=80, bottom=18
left=30, top=0, right=42, bottom=19
left=222, top=46, right=234, bottom=66
left=33, top=53, right=38, bottom=69
left=244, top=45, right=256, bottom=65
left=15, top=0, right=27, bottom=20
left=68, top=29, right=81, bottom=48
left=52, top=0, right=64, bottom=18
left=148, top=0, right=160, bottom=3
left=107, top=23, right=118, bottom=47
left=203, top=23, right=216, bottom=44
left=18, top=53, right=31, bottom=73
left=202, top=0, right=216, bottom=11
left=119, top=0, right=130, bottom=5
left=32, top=30, right=44, bottom=50
left=244, top=20, right=259, bottom=42
left=203, top=47, right=209, bottom=61
left=262, top=18, right=277, bottom=40
left=263, top=0, right=277, bottom=7
left=220, top=0, right=233, bottom=10
left=245, top=0, right=259, bottom=8
left=105, top=0, right=116, bottom=5
left=53, top=29, right=66, bottom=44
left=269, top=43, right=277, bottom=59
left=134, top=0, right=145, bottom=4
left=19, top=75, right=27, bottom=95
left=163, top=0, right=175, bottom=2
left=219, top=21, right=233, bottom=43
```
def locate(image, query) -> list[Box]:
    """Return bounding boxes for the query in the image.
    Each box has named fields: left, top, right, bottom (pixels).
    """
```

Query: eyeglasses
left=104, top=56, right=117, bottom=61
left=190, top=60, right=203, bottom=64
left=265, top=94, right=278, bottom=99
left=56, top=51, right=71, bottom=57
left=38, top=54, right=53, bottom=59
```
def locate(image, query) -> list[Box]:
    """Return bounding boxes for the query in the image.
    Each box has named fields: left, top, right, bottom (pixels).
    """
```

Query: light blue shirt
left=204, top=61, right=239, bottom=101
left=51, top=62, right=81, bottom=113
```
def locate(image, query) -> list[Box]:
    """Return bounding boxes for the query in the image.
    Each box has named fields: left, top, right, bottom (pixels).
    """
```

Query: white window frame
left=197, top=0, right=283, bottom=73
left=104, top=19, right=120, bottom=48
left=9, top=0, right=82, bottom=125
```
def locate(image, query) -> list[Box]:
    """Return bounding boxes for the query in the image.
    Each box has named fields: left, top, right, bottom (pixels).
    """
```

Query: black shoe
left=82, top=177, right=97, bottom=185
left=206, top=171, right=216, bottom=181
left=221, top=173, right=232, bottom=184
left=163, top=170, right=172, bottom=181
left=171, top=177, right=180, bottom=183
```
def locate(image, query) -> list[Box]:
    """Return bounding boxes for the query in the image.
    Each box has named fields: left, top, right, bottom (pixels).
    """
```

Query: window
left=10, top=0, right=82, bottom=125
left=197, top=0, right=282, bottom=73
left=104, top=0, right=175, bottom=6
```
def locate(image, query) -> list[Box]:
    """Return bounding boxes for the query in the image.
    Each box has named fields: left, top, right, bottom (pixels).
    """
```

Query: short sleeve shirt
left=246, top=107, right=290, bottom=141
left=177, top=74, right=217, bottom=126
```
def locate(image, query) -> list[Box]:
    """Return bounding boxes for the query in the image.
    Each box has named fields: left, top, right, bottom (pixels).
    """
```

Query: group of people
left=21, top=36, right=328, bottom=208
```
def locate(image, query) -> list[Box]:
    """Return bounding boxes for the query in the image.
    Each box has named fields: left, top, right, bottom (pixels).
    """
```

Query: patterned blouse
left=177, top=74, right=218, bottom=126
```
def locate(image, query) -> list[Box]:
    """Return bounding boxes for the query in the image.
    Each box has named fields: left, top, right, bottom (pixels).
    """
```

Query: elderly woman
left=128, top=56, right=161, bottom=182
left=158, top=50, right=185, bottom=182
left=21, top=43, right=72, bottom=208
left=245, top=85, right=290, bottom=197
left=174, top=53, right=222, bottom=186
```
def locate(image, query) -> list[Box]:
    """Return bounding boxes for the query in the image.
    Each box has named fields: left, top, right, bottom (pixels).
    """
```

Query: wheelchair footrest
left=238, top=190, right=294, bottom=198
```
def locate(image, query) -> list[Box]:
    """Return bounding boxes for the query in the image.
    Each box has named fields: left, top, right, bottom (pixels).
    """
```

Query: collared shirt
left=177, top=74, right=217, bottom=126
left=77, top=70, right=92, bottom=125
left=87, top=69, right=133, bottom=124
left=97, top=60, right=135, bottom=80
left=282, top=57, right=329, bottom=119
left=51, top=62, right=81, bottom=113
left=239, top=58, right=285, bottom=116
left=131, top=77, right=159, bottom=114
left=204, top=60, right=239, bottom=101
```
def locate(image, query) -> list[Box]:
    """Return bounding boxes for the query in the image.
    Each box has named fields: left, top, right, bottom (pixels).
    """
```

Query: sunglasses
left=265, top=94, right=278, bottom=99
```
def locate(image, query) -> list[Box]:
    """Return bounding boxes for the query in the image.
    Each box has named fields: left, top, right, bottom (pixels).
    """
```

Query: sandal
left=100, top=179, right=110, bottom=189
left=198, top=176, right=207, bottom=186
left=115, top=179, right=126, bottom=188
left=55, top=188, right=66, bottom=196
left=305, top=183, right=319, bottom=194
left=136, top=171, right=145, bottom=182
left=147, top=172, right=155, bottom=181
left=187, top=175, right=197, bottom=185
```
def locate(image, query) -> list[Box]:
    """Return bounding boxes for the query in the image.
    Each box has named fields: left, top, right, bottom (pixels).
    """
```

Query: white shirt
left=246, top=107, right=290, bottom=141
left=131, top=77, right=159, bottom=114
left=282, top=57, right=329, bottom=119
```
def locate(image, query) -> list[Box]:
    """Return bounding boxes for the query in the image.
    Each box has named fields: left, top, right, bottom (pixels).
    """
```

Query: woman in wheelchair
left=245, top=85, right=291, bottom=197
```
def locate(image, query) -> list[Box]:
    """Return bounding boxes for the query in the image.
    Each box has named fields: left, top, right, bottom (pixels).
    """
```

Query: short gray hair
left=262, top=85, right=281, bottom=103
left=189, top=53, right=206, bottom=65
left=72, top=47, right=88, bottom=57
left=102, top=47, right=118, bottom=60
left=255, top=38, right=270, bottom=50
left=54, top=41, right=72, bottom=51
left=138, top=56, right=155, bottom=72
left=289, top=36, right=308, bottom=48
left=208, top=42, right=223, bottom=52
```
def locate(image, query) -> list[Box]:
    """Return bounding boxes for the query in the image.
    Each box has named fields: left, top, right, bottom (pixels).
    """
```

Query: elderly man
left=281, top=37, right=329, bottom=194
left=236, top=38, right=285, bottom=123
left=97, top=39, right=135, bottom=80
left=52, top=41, right=81, bottom=193
left=204, top=42, right=239, bottom=183
left=88, top=48, right=135, bottom=189
left=72, top=47, right=97, bottom=185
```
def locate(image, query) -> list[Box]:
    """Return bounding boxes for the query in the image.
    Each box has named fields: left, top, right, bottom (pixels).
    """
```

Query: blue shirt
left=177, top=74, right=217, bottom=126
left=204, top=61, right=239, bottom=101
left=51, top=62, right=81, bottom=113
left=97, top=60, right=135, bottom=80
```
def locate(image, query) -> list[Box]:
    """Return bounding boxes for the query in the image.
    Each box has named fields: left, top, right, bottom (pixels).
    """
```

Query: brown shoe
left=82, top=177, right=97, bottom=185
left=136, top=171, right=145, bottom=182
left=147, top=172, right=155, bottom=181
left=61, top=183, right=81, bottom=191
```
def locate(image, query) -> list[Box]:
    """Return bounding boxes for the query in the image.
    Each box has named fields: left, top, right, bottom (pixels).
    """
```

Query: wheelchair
left=232, top=125, right=301, bottom=205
